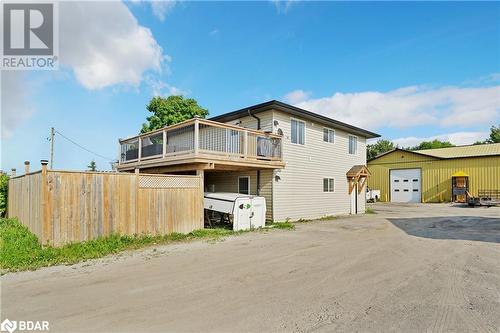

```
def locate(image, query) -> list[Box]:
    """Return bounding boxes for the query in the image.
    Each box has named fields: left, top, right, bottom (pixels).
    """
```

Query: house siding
left=210, top=109, right=368, bottom=221
left=223, top=112, right=274, bottom=132
left=272, top=110, right=366, bottom=221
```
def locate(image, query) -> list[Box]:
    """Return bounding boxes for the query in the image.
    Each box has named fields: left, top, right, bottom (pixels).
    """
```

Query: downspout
left=248, top=109, right=261, bottom=196
left=248, top=109, right=261, bottom=130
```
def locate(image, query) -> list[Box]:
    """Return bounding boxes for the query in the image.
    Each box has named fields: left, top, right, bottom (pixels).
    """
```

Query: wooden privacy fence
left=8, top=162, right=204, bottom=246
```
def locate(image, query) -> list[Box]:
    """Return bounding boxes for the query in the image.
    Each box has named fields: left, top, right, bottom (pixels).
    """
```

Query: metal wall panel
left=368, top=153, right=500, bottom=202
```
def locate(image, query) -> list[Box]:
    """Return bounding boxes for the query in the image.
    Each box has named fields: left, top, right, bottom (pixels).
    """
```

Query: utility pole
left=50, top=127, right=55, bottom=169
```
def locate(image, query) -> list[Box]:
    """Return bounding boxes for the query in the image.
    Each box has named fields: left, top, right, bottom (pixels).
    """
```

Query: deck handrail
left=119, top=118, right=281, bottom=143
left=119, top=118, right=283, bottom=165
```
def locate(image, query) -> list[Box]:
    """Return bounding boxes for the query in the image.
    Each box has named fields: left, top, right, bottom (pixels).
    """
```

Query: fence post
left=24, top=161, right=30, bottom=174
left=40, top=160, right=49, bottom=245
left=196, top=169, right=204, bottom=229
left=135, top=168, right=140, bottom=235
left=11, top=168, right=16, bottom=177
left=194, top=117, right=199, bottom=156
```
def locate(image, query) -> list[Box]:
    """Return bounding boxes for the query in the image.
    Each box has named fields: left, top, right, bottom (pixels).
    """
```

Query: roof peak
left=370, top=143, right=500, bottom=161
left=210, top=99, right=380, bottom=139
left=416, top=142, right=500, bottom=152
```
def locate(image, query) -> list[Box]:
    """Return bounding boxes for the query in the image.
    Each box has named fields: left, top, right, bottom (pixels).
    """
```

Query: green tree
left=410, top=139, right=455, bottom=150
left=367, top=139, right=395, bottom=160
left=87, top=160, right=97, bottom=171
left=141, top=96, right=209, bottom=133
left=473, top=125, right=500, bottom=145
left=486, top=125, right=500, bottom=143
left=0, top=172, right=9, bottom=217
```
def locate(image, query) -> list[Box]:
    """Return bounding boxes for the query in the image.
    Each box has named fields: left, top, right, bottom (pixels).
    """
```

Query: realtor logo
left=1, top=1, right=58, bottom=69
left=0, top=318, right=49, bottom=332
left=0, top=319, right=17, bottom=333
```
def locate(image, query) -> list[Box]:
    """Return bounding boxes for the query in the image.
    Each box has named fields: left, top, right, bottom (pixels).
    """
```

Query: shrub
left=0, top=173, right=9, bottom=217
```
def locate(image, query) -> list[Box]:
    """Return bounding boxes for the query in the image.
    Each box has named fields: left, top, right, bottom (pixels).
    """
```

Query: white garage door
left=390, top=169, right=421, bottom=203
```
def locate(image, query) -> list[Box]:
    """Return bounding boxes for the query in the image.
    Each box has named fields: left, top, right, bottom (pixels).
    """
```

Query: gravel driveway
left=2, top=203, right=499, bottom=332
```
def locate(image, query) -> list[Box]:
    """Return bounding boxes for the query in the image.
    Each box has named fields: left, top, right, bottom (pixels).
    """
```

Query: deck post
left=118, top=139, right=122, bottom=164
left=137, top=137, right=142, bottom=162
left=162, top=130, right=167, bottom=156
left=243, top=130, right=248, bottom=158
left=194, top=117, right=200, bottom=156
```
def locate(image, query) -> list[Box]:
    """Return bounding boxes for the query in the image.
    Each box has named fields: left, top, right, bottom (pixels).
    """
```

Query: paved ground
left=2, top=203, right=500, bottom=332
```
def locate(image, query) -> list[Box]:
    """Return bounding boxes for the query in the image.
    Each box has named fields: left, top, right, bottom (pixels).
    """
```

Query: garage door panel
left=390, top=169, right=421, bottom=203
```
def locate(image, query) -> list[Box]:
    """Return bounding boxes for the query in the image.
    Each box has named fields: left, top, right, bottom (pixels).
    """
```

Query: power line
left=54, top=129, right=115, bottom=161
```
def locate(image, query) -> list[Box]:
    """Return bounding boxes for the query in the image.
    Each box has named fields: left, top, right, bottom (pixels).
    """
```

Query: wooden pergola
left=347, top=165, right=371, bottom=194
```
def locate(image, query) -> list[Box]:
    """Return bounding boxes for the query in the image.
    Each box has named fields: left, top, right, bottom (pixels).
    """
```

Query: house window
left=238, top=176, right=250, bottom=195
left=323, top=178, right=335, bottom=192
left=291, top=119, right=305, bottom=145
left=323, top=128, right=335, bottom=143
left=348, top=135, right=357, bottom=155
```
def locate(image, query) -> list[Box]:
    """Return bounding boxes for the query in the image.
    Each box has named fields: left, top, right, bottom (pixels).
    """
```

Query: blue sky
left=2, top=1, right=499, bottom=172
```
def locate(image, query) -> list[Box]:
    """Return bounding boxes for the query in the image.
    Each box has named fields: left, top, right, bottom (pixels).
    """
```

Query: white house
left=118, top=100, right=379, bottom=221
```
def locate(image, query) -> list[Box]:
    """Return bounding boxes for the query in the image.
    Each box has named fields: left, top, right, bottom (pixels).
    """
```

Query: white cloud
left=146, top=77, right=187, bottom=97
left=290, top=84, right=500, bottom=130
left=209, top=29, right=219, bottom=37
left=283, top=89, right=311, bottom=104
left=271, top=0, right=298, bottom=14
left=1, top=72, right=35, bottom=139
left=149, top=1, right=176, bottom=21
left=59, top=1, right=165, bottom=89
left=392, top=131, right=489, bottom=148
left=2, top=2, right=173, bottom=138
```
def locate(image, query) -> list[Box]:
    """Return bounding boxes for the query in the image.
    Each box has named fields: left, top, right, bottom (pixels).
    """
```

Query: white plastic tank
left=204, top=192, right=266, bottom=231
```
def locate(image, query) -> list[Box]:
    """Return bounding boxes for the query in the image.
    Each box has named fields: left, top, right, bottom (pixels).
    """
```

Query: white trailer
left=204, top=192, right=266, bottom=231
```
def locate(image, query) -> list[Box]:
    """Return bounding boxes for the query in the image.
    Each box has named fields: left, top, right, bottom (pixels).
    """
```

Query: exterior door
left=350, top=183, right=358, bottom=214
left=390, top=169, right=421, bottom=203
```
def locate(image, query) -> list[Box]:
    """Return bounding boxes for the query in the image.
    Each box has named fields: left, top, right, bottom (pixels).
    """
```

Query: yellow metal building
left=367, top=143, right=500, bottom=203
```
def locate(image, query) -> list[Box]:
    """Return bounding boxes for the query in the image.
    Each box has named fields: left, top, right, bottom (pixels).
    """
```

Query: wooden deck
left=117, top=118, right=284, bottom=172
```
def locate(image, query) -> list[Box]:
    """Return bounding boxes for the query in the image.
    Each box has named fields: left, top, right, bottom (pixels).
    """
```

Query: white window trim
left=238, top=176, right=251, bottom=195
left=348, top=135, right=358, bottom=155
left=323, top=127, right=335, bottom=144
left=290, top=117, right=306, bottom=146
left=323, top=177, right=335, bottom=193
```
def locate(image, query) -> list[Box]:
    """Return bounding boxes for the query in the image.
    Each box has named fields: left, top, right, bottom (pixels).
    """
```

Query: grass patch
left=365, top=208, right=377, bottom=214
left=317, top=215, right=338, bottom=221
left=0, top=218, right=293, bottom=272
left=267, top=222, right=295, bottom=230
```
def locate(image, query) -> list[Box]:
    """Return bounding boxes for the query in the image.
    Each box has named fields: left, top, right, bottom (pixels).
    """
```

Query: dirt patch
left=2, top=203, right=500, bottom=332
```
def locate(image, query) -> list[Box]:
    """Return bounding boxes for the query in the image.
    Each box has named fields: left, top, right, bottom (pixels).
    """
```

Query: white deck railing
left=119, top=118, right=282, bottom=165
